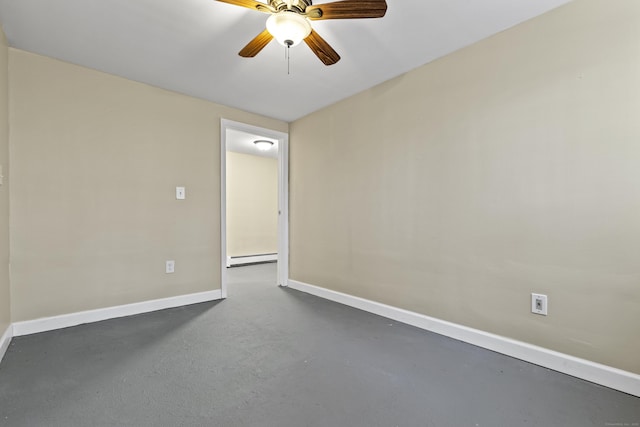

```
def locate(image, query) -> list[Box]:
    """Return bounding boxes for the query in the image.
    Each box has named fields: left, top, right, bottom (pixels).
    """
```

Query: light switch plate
left=176, top=187, right=185, bottom=200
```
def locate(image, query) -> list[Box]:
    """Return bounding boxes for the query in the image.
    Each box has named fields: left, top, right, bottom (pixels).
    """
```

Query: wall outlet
left=531, top=293, right=548, bottom=315
left=166, top=260, right=175, bottom=274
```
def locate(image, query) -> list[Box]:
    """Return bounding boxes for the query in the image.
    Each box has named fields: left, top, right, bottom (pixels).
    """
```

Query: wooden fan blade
left=304, top=30, right=341, bottom=66
left=239, top=29, right=274, bottom=57
left=306, top=0, right=387, bottom=20
left=216, top=0, right=273, bottom=13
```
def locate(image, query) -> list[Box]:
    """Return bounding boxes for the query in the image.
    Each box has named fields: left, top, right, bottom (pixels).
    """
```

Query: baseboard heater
left=226, top=253, right=277, bottom=268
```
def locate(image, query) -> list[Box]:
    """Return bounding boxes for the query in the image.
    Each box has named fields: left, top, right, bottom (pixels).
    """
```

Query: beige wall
left=226, top=151, right=278, bottom=257
left=290, top=0, right=640, bottom=374
left=8, top=49, right=287, bottom=322
left=0, top=26, right=9, bottom=333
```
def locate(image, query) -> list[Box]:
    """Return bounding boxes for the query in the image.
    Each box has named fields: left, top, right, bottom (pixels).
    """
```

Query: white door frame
left=220, top=119, right=289, bottom=298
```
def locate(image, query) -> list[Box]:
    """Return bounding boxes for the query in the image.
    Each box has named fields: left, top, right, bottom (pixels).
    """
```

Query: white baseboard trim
left=0, top=324, right=13, bottom=364
left=288, top=279, right=640, bottom=397
left=12, top=289, right=223, bottom=337
left=227, top=253, right=277, bottom=267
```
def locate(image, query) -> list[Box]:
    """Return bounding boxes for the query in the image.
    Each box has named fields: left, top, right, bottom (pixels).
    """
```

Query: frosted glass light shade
left=254, top=140, right=274, bottom=151
left=266, top=12, right=312, bottom=47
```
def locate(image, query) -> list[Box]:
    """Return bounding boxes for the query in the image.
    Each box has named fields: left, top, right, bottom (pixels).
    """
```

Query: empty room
left=0, top=0, right=639, bottom=426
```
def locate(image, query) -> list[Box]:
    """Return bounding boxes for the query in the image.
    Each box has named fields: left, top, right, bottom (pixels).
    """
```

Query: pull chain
left=285, top=40, right=293, bottom=75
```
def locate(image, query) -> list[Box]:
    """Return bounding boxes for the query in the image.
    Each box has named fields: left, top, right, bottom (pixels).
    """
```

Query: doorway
left=220, top=119, right=289, bottom=298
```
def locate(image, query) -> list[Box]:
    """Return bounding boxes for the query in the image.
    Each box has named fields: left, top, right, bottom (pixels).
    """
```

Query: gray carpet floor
left=0, top=263, right=638, bottom=427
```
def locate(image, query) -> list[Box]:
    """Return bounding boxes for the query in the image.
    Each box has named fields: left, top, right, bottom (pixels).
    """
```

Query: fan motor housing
left=269, top=0, right=312, bottom=13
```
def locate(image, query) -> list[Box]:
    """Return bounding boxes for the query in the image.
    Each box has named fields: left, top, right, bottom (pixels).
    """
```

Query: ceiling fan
left=216, top=0, right=388, bottom=66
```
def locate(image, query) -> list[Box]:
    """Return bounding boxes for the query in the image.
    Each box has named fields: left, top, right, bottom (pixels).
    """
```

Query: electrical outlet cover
left=166, top=260, right=175, bottom=274
left=531, top=293, right=548, bottom=315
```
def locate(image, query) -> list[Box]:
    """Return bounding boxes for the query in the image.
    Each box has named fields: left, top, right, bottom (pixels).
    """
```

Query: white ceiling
left=0, top=0, right=570, bottom=122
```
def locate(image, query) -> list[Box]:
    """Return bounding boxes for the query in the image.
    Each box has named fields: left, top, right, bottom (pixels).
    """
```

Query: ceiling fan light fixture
left=254, top=139, right=275, bottom=151
left=266, top=11, right=311, bottom=47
